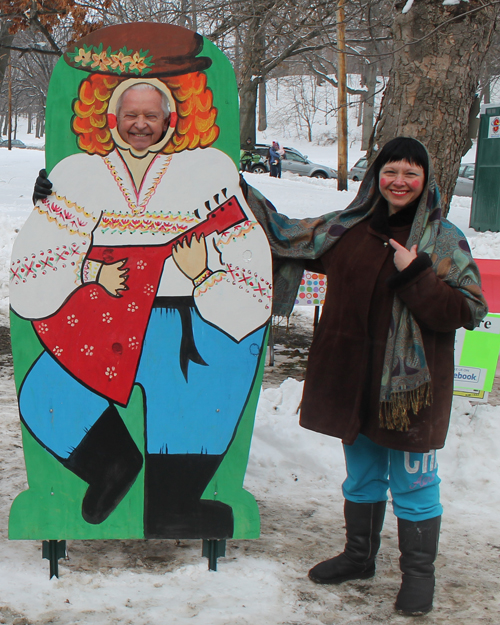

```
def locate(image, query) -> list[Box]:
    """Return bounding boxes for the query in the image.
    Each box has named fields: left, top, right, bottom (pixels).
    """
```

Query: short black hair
left=373, top=137, right=429, bottom=184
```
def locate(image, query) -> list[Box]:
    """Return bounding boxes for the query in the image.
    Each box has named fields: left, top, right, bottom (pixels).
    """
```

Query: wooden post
left=336, top=0, right=348, bottom=191
left=361, top=63, right=377, bottom=152
left=7, top=57, right=12, bottom=150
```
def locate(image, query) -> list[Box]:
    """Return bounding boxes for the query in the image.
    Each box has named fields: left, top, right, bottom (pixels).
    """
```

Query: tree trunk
left=239, top=79, right=259, bottom=145
left=238, top=14, right=266, bottom=145
left=482, top=81, right=491, bottom=105
left=371, top=0, right=498, bottom=215
left=258, top=79, right=267, bottom=132
left=0, top=22, right=14, bottom=94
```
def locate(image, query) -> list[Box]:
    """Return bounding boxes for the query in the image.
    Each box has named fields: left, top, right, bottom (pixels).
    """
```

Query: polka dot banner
left=295, top=271, right=327, bottom=306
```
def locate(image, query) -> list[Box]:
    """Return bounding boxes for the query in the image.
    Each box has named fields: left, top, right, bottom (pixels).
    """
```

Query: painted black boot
left=395, top=516, right=441, bottom=616
left=63, top=405, right=143, bottom=525
left=144, top=453, right=234, bottom=539
left=308, top=500, right=386, bottom=584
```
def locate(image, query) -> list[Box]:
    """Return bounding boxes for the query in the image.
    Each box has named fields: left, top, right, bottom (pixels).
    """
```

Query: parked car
left=348, top=157, right=368, bottom=181
left=240, top=147, right=268, bottom=174
left=0, top=139, right=26, bottom=148
left=454, top=163, right=475, bottom=197
left=245, top=144, right=337, bottom=178
left=348, top=156, right=476, bottom=198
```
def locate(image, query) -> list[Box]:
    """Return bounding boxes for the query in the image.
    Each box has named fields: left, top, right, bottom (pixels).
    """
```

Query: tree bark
left=238, top=14, right=266, bottom=145
left=371, top=0, right=498, bottom=215
left=239, top=78, right=259, bottom=145
left=258, top=79, right=267, bottom=132
left=0, top=21, right=14, bottom=94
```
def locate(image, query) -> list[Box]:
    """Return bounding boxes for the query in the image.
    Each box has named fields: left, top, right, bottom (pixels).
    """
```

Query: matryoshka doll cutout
left=9, top=22, right=272, bottom=541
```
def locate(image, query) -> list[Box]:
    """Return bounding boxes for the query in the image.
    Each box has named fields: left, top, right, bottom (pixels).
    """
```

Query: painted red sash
left=33, top=196, right=246, bottom=405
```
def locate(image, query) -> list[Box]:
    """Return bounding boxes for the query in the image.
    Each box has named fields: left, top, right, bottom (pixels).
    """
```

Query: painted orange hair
left=72, top=72, right=219, bottom=156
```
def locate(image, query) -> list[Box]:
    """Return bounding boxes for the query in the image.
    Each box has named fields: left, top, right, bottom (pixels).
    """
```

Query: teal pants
left=342, top=434, right=443, bottom=521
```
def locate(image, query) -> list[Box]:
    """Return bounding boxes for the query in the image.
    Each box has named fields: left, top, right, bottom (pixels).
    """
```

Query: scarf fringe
left=379, top=383, right=433, bottom=432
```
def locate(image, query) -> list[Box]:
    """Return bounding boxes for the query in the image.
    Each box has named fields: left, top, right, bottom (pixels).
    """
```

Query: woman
left=246, top=137, right=487, bottom=616
left=268, top=141, right=281, bottom=178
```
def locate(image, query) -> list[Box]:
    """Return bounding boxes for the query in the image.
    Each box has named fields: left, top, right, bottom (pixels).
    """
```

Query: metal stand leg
left=268, top=324, right=275, bottom=366
left=42, top=540, right=67, bottom=579
left=202, top=539, right=226, bottom=571
left=313, top=306, right=321, bottom=332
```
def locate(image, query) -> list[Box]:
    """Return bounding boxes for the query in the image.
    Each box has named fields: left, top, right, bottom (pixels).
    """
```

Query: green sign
left=454, top=313, right=500, bottom=400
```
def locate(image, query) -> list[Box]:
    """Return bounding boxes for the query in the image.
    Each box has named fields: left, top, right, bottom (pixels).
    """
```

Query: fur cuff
left=387, top=252, right=432, bottom=290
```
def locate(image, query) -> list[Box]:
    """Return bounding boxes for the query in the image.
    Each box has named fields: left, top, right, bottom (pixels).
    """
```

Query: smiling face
left=378, top=160, right=425, bottom=215
left=117, top=87, right=169, bottom=151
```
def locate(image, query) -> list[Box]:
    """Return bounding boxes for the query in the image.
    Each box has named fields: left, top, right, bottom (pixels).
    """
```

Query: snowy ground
left=0, top=128, right=499, bottom=624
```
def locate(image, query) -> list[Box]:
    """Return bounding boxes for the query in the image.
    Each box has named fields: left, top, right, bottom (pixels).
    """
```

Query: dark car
left=0, top=139, right=26, bottom=148
left=245, top=144, right=337, bottom=178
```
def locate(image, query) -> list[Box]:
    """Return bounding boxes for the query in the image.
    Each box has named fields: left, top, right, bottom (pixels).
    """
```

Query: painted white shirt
left=10, top=148, right=272, bottom=341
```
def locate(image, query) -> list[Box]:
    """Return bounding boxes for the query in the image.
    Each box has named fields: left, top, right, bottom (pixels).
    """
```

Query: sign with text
left=454, top=313, right=500, bottom=399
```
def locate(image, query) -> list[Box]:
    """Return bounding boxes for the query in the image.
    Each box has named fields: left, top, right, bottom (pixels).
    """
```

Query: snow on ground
left=0, top=125, right=499, bottom=624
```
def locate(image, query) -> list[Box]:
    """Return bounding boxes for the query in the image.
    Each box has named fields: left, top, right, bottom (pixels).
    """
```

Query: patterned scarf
left=245, top=154, right=488, bottom=430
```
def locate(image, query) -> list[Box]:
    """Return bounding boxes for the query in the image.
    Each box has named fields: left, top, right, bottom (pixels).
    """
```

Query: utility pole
left=361, top=62, right=377, bottom=151
left=336, top=0, right=348, bottom=190
left=8, top=56, right=12, bottom=150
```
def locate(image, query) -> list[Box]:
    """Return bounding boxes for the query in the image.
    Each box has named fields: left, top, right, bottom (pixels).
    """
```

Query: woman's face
left=378, top=160, right=425, bottom=215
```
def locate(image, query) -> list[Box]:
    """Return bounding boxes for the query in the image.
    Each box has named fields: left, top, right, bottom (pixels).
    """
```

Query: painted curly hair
left=72, top=72, right=220, bottom=156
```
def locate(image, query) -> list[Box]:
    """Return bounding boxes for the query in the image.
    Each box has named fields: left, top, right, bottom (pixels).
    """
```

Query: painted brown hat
left=64, top=22, right=211, bottom=77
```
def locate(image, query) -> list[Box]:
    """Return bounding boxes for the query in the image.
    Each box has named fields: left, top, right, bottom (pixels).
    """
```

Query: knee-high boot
left=395, top=516, right=441, bottom=616
left=144, top=453, right=234, bottom=539
left=62, top=405, right=143, bottom=525
left=308, top=500, right=386, bottom=584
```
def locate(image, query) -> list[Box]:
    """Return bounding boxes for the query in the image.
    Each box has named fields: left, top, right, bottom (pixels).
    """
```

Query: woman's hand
left=173, top=233, right=208, bottom=281
left=98, top=259, right=129, bottom=296
left=389, top=239, right=418, bottom=272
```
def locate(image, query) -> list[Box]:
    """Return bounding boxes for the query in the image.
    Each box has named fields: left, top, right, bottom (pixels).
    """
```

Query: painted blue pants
left=342, top=435, right=442, bottom=522
left=19, top=307, right=265, bottom=459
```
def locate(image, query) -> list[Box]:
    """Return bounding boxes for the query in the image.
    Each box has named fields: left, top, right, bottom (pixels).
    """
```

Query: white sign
left=454, top=366, right=487, bottom=390
left=488, top=116, right=500, bottom=138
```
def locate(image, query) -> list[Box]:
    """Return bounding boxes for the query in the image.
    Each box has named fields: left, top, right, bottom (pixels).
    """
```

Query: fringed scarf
left=244, top=153, right=488, bottom=431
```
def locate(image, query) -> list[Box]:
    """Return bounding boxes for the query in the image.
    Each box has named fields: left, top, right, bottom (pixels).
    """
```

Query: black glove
left=33, top=168, right=53, bottom=204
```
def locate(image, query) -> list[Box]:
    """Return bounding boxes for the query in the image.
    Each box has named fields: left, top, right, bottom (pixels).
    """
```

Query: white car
left=348, top=157, right=368, bottom=181
left=454, top=163, right=475, bottom=197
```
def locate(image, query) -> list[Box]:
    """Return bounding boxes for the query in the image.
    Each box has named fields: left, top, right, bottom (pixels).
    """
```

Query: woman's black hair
left=373, top=137, right=429, bottom=185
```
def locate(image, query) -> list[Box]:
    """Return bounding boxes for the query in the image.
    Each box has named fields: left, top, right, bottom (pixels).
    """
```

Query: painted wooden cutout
left=9, top=22, right=272, bottom=540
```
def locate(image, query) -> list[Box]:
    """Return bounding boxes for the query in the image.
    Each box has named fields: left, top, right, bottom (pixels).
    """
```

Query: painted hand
left=98, top=259, right=129, bottom=296
left=172, top=233, right=208, bottom=281
left=389, top=239, right=418, bottom=272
